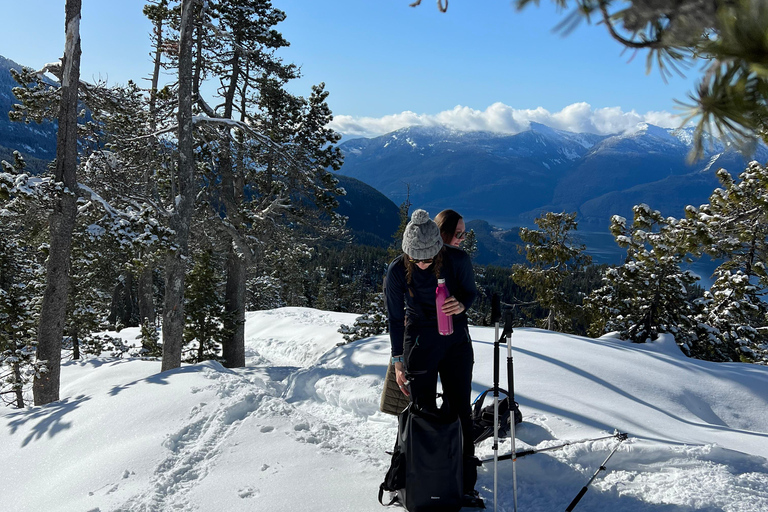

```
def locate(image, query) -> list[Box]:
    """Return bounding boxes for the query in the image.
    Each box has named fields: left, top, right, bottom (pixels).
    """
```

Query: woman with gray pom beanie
left=383, top=208, right=480, bottom=500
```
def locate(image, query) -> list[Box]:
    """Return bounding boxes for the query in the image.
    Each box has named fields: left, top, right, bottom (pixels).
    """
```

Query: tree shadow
left=482, top=448, right=728, bottom=512
left=108, top=361, right=229, bottom=396
left=511, top=345, right=768, bottom=440
left=6, top=394, right=91, bottom=447
left=63, top=358, right=136, bottom=370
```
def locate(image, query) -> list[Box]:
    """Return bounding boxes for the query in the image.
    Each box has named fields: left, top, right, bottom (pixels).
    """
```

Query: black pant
left=404, top=324, right=475, bottom=492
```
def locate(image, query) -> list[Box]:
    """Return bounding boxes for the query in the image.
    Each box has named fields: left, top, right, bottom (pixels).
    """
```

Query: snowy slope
left=2, top=307, right=768, bottom=512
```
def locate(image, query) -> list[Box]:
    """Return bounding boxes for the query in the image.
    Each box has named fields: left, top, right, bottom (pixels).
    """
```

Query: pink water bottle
left=436, top=279, right=454, bottom=336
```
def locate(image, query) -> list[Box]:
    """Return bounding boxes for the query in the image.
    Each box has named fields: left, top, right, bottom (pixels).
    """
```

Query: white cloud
left=328, top=102, right=686, bottom=139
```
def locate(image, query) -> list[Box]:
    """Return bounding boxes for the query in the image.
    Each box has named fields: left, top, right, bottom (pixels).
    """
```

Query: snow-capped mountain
left=338, top=123, right=767, bottom=228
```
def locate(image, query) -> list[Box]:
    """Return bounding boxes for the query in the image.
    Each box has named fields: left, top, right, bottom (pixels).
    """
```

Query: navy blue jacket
left=384, top=245, right=477, bottom=356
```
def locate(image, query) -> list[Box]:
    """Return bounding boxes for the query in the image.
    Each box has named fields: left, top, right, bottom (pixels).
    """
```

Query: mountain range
left=337, top=123, right=768, bottom=230
left=3, top=51, right=762, bottom=269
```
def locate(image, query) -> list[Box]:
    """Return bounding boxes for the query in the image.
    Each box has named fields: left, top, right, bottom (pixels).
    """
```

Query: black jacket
left=384, top=245, right=477, bottom=356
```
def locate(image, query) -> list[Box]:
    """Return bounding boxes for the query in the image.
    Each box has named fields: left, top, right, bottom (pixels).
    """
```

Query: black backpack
left=379, top=403, right=463, bottom=511
left=471, top=388, right=522, bottom=445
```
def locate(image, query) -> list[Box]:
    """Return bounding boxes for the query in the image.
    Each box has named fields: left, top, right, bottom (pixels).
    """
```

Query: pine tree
left=1, top=149, right=46, bottom=408
left=682, top=162, right=768, bottom=363
left=511, top=212, right=591, bottom=332
left=138, top=317, right=162, bottom=359
left=0, top=238, right=40, bottom=408
left=162, top=0, right=199, bottom=372
left=32, top=0, right=83, bottom=405
left=169, top=0, right=346, bottom=369
left=586, top=206, right=699, bottom=345
left=183, top=250, right=225, bottom=364
left=338, top=292, right=388, bottom=344
left=387, top=186, right=411, bottom=261
left=460, top=229, right=479, bottom=261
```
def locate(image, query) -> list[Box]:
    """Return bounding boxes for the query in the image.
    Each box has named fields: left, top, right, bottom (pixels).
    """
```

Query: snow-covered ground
left=3, top=307, right=768, bottom=511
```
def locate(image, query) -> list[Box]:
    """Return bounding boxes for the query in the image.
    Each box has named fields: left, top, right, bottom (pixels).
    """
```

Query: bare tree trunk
left=223, top=246, right=246, bottom=367
left=138, top=266, right=155, bottom=325
left=218, top=44, right=247, bottom=368
left=138, top=8, right=167, bottom=329
left=33, top=0, right=81, bottom=406
left=72, top=329, right=80, bottom=360
left=161, top=0, right=197, bottom=372
left=13, top=362, right=24, bottom=409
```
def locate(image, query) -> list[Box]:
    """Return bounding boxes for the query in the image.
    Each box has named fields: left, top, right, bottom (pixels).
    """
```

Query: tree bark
left=218, top=43, right=247, bottom=368
left=223, top=245, right=246, bottom=368
left=138, top=6, right=167, bottom=330
left=71, top=329, right=80, bottom=360
left=33, top=0, right=82, bottom=406
left=138, top=266, right=155, bottom=325
left=13, top=362, right=24, bottom=409
left=161, top=0, right=197, bottom=372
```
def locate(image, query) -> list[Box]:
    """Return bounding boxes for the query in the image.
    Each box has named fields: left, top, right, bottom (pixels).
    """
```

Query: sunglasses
left=454, top=231, right=467, bottom=240
left=410, top=257, right=434, bottom=265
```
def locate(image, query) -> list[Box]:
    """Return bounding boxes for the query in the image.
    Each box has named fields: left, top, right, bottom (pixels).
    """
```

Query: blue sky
left=1, top=0, right=700, bottom=138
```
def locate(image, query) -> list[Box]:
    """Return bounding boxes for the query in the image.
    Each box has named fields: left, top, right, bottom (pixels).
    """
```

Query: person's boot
left=461, top=489, right=485, bottom=508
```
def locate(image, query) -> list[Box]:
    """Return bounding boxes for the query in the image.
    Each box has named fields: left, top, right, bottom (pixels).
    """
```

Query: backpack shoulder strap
left=378, top=483, right=399, bottom=506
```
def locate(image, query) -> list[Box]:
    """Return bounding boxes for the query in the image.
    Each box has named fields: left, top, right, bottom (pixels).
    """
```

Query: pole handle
left=491, top=293, right=501, bottom=323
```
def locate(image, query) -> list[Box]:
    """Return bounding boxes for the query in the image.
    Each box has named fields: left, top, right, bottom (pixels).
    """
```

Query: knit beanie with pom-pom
left=401, top=209, right=443, bottom=260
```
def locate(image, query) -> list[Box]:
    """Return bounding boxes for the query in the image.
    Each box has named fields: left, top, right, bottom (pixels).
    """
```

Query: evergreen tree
left=682, top=162, right=768, bottom=363
left=32, top=0, right=83, bottom=406
left=387, top=187, right=411, bottom=261
left=585, top=206, right=699, bottom=344
left=138, top=317, right=162, bottom=359
left=162, top=0, right=198, bottom=372
left=66, top=230, right=113, bottom=359
left=183, top=250, right=225, bottom=364
left=338, top=292, right=388, bottom=344
left=0, top=154, right=46, bottom=408
left=173, top=0, right=345, bottom=368
left=511, top=212, right=591, bottom=332
left=460, top=229, right=479, bottom=261
left=0, top=238, right=40, bottom=408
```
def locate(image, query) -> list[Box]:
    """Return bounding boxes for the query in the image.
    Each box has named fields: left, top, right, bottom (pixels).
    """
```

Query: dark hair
left=435, top=209, right=463, bottom=245
left=403, top=248, right=444, bottom=289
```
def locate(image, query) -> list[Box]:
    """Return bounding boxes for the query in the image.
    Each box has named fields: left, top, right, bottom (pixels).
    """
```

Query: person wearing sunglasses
left=435, top=209, right=467, bottom=248
left=383, top=209, right=479, bottom=502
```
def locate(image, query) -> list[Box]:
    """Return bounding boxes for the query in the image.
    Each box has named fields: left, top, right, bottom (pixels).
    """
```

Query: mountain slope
left=338, top=123, right=767, bottom=229
left=334, top=174, right=400, bottom=247
left=2, top=307, right=767, bottom=511
left=0, top=55, right=57, bottom=171
left=339, top=125, right=605, bottom=225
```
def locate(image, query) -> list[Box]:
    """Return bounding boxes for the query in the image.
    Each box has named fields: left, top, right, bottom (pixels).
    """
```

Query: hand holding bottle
left=441, top=296, right=465, bottom=316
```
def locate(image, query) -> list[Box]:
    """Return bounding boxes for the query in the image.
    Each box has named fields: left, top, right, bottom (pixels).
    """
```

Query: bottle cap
left=438, top=278, right=445, bottom=283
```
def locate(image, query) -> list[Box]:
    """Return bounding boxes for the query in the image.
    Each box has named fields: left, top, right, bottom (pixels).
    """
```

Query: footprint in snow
left=260, top=425, right=274, bottom=433
left=238, top=486, right=259, bottom=498
left=293, top=421, right=310, bottom=431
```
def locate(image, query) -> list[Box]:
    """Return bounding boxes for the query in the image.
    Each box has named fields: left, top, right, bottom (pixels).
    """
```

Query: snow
left=3, top=307, right=768, bottom=511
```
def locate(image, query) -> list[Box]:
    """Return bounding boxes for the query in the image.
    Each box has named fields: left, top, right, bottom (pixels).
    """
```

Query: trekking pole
left=502, top=309, right=518, bottom=512
left=564, top=433, right=628, bottom=512
left=483, top=432, right=626, bottom=463
left=490, top=294, right=501, bottom=512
